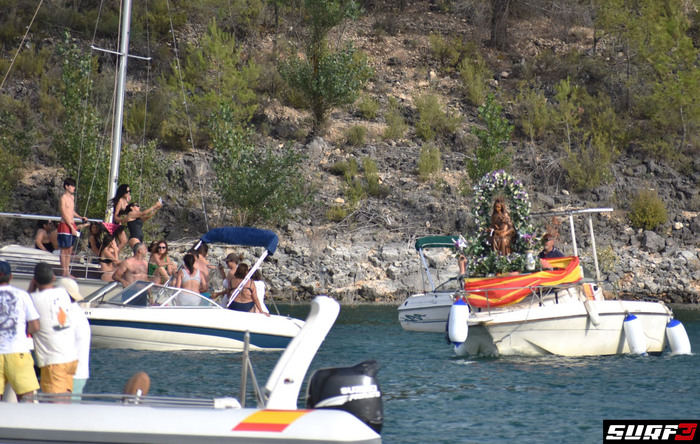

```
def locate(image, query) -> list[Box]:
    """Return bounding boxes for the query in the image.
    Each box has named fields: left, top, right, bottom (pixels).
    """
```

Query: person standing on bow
left=58, top=178, right=88, bottom=277
left=107, top=184, right=131, bottom=251
left=118, top=199, right=163, bottom=248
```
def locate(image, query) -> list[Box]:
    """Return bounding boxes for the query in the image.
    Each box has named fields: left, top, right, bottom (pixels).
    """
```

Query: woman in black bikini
left=118, top=199, right=163, bottom=248
left=227, top=263, right=268, bottom=315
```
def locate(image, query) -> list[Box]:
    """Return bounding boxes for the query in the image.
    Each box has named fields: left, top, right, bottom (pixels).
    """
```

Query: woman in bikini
left=148, top=239, right=176, bottom=284
left=227, top=263, right=269, bottom=315
left=98, top=234, right=121, bottom=282
left=108, top=184, right=132, bottom=251
left=176, top=253, right=202, bottom=293
left=118, top=199, right=163, bottom=248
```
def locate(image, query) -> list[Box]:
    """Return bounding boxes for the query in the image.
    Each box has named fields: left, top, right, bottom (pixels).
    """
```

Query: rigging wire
left=0, top=0, right=44, bottom=91
left=165, top=0, right=210, bottom=232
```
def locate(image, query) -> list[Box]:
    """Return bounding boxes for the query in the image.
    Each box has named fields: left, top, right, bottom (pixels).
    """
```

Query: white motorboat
left=397, top=235, right=461, bottom=333
left=0, top=296, right=384, bottom=443
left=83, top=280, right=304, bottom=351
left=445, top=208, right=692, bottom=357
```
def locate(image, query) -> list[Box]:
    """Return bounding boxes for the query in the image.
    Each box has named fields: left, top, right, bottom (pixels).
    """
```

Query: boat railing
left=27, top=392, right=242, bottom=409
left=458, top=281, right=588, bottom=315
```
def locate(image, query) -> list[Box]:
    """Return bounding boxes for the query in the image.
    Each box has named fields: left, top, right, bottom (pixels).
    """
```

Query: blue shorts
left=57, top=233, right=77, bottom=249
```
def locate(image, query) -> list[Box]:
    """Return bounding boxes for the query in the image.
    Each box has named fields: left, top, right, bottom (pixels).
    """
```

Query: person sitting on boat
left=148, top=240, right=176, bottom=285
left=193, top=242, right=212, bottom=298
left=539, top=234, right=565, bottom=269
left=98, top=234, right=121, bottom=282
left=489, top=197, right=515, bottom=256
left=87, top=222, right=109, bottom=257
left=175, top=253, right=202, bottom=294
left=227, top=263, right=269, bottom=316
left=34, top=220, right=58, bottom=253
left=112, top=243, right=149, bottom=287
left=118, top=199, right=163, bottom=249
left=108, top=184, right=132, bottom=251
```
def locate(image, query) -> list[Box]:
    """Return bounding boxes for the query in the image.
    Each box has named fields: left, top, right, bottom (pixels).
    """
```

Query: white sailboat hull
left=86, top=306, right=304, bottom=351
left=454, top=298, right=672, bottom=357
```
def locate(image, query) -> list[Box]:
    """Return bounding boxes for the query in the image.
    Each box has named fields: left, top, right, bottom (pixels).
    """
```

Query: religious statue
left=489, top=197, right=515, bottom=256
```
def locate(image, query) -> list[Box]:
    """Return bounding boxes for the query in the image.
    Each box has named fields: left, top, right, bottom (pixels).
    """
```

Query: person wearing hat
left=30, top=262, right=78, bottom=394
left=0, top=260, right=41, bottom=401
left=57, top=278, right=90, bottom=396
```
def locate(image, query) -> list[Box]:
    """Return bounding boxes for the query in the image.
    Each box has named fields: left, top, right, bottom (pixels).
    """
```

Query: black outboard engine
left=305, top=360, right=383, bottom=433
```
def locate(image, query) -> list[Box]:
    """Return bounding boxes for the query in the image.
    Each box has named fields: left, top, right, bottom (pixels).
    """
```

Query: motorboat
left=0, top=296, right=384, bottom=443
left=445, top=208, right=692, bottom=357
left=397, top=235, right=461, bottom=333
left=83, top=280, right=304, bottom=351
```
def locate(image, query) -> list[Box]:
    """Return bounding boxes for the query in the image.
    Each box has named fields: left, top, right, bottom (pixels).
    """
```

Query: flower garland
left=462, top=170, right=540, bottom=275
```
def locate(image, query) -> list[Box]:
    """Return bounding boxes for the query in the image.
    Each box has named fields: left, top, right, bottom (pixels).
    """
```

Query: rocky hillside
left=2, top=2, right=699, bottom=304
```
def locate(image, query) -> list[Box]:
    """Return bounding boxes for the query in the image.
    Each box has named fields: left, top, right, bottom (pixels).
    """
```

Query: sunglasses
left=158, top=245, right=167, bottom=250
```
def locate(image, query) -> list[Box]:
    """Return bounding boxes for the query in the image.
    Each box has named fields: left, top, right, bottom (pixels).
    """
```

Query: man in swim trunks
left=0, top=261, right=40, bottom=401
left=112, top=243, right=149, bottom=288
left=58, top=178, right=87, bottom=277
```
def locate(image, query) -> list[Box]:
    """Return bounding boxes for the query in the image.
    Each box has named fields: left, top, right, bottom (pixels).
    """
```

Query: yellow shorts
left=0, top=352, right=40, bottom=396
left=40, top=360, right=78, bottom=394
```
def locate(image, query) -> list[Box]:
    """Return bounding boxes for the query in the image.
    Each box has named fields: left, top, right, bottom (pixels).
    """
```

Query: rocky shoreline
left=2, top=138, right=699, bottom=306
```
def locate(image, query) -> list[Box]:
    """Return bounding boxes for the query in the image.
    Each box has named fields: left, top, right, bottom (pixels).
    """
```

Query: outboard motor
left=306, top=360, right=383, bottom=433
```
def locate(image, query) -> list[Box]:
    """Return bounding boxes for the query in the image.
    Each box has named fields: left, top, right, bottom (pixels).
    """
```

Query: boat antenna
left=165, top=0, right=210, bottom=231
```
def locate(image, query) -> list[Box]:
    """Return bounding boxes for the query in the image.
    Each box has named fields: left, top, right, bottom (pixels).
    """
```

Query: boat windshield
left=435, top=277, right=463, bottom=292
left=102, top=281, right=222, bottom=308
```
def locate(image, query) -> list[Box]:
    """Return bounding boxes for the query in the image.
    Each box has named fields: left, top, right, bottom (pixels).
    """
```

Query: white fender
left=666, top=319, right=691, bottom=355
left=448, top=299, right=469, bottom=345
left=583, top=299, right=601, bottom=326
left=623, top=314, right=647, bottom=355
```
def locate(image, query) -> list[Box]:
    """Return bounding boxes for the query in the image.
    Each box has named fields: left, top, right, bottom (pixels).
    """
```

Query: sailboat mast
left=105, top=0, right=133, bottom=222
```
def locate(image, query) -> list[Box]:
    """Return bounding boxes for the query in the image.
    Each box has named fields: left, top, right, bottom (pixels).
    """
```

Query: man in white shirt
left=0, top=260, right=40, bottom=401
left=30, top=262, right=78, bottom=393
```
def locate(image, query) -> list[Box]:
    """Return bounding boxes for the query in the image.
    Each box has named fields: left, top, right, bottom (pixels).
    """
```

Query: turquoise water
left=88, top=305, right=700, bottom=444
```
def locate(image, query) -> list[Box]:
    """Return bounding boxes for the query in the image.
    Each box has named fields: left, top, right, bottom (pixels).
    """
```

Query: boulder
left=641, top=231, right=665, bottom=253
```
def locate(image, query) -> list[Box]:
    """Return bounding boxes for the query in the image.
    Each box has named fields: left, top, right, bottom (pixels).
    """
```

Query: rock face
left=2, top=146, right=699, bottom=306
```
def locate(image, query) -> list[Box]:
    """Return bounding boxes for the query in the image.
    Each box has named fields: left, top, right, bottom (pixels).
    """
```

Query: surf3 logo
left=604, top=420, right=698, bottom=442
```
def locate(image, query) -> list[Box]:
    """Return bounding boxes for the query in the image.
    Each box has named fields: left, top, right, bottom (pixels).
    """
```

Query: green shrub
left=596, top=245, right=617, bottom=274
left=467, top=94, right=513, bottom=181
left=327, top=205, right=348, bottom=221
left=383, top=97, right=407, bottom=140
left=345, top=125, right=367, bottom=146
left=356, top=95, right=379, bottom=120
left=514, top=83, right=550, bottom=141
left=429, top=34, right=460, bottom=70
left=417, top=143, right=442, bottom=181
left=628, top=189, right=668, bottom=230
left=363, top=157, right=389, bottom=197
left=414, top=93, right=460, bottom=141
left=458, top=55, right=490, bottom=106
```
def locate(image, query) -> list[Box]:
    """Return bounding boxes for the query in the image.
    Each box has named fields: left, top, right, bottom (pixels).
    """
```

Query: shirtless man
left=58, top=178, right=87, bottom=277
left=112, top=243, right=149, bottom=287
